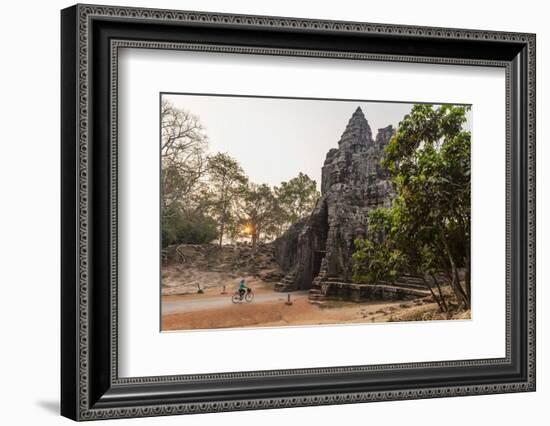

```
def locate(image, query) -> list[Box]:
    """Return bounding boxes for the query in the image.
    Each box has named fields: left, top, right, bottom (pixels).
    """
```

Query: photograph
left=55, top=3, right=536, bottom=421
left=160, top=94, right=472, bottom=331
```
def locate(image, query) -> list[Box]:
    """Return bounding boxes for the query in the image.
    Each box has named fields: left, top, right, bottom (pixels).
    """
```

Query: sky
left=163, top=93, right=467, bottom=191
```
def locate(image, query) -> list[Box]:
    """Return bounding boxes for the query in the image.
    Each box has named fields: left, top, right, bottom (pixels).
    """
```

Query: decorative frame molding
left=61, top=4, right=536, bottom=421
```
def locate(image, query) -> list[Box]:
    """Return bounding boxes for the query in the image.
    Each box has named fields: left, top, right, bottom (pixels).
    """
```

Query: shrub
left=162, top=208, right=218, bottom=247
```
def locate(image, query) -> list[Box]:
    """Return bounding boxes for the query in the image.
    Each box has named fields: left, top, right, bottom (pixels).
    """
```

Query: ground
left=161, top=267, right=470, bottom=331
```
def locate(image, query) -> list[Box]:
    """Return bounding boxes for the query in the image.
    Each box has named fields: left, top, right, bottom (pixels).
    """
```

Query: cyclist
left=238, top=278, right=249, bottom=300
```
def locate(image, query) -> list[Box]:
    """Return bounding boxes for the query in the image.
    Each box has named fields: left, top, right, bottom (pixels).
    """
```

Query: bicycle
left=232, top=288, right=254, bottom=304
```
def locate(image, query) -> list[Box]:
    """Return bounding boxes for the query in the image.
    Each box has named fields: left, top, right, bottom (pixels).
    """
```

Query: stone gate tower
left=274, top=107, right=395, bottom=292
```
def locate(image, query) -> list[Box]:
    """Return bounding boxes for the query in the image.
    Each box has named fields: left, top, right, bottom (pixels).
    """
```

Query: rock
left=162, top=242, right=283, bottom=281
left=274, top=107, right=395, bottom=291
left=273, top=217, right=308, bottom=272
left=259, top=269, right=285, bottom=282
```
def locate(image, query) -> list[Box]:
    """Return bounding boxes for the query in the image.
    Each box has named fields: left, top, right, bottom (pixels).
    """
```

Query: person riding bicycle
left=238, top=278, right=249, bottom=300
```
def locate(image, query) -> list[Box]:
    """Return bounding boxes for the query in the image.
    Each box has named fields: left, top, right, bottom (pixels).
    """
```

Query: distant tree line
left=161, top=99, right=320, bottom=248
left=352, top=104, right=471, bottom=310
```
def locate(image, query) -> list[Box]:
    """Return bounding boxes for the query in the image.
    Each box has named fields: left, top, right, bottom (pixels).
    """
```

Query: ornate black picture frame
left=61, top=4, right=536, bottom=421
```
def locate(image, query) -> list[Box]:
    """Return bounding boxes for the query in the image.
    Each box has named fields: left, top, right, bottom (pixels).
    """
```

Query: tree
left=353, top=206, right=449, bottom=312
left=161, top=205, right=218, bottom=247
left=353, top=104, right=471, bottom=309
left=239, top=183, right=281, bottom=247
left=160, top=100, right=219, bottom=248
left=274, top=172, right=320, bottom=234
left=161, top=99, right=208, bottom=212
left=352, top=209, right=407, bottom=285
left=206, top=152, right=248, bottom=246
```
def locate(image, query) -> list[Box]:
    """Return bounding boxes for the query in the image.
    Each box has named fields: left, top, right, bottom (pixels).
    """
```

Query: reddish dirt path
left=162, top=291, right=308, bottom=314
left=160, top=292, right=426, bottom=331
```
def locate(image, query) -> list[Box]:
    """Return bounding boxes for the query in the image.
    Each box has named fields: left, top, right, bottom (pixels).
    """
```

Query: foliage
left=160, top=99, right=208, bottom=212
left=161, top=206, right=218, bottom=247
left=352, top=208, right=406, bottom=284
left=160, top=101, right=320, bottom=248
left=352, top=104, right=471, bottom=308
left=238, top=183, right=281, bottom=246
left=205, top=152, right=248, bottom=246
left=274, top=172, right=320, bottom=232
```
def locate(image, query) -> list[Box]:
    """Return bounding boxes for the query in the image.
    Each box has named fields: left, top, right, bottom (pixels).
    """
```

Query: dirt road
left=162, top=291, right=309, bottom=314
left=160, top=275, right=470, bottom=331
left=160, top=290, right=449, bottom=331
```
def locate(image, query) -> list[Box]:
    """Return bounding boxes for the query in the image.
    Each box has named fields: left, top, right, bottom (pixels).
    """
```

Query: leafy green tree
left=238, top=183, right=281, bottom=247
left=352, top=209, right=406, bottom=284
left=274, top=172, right=320, bottom=234
left=353, top=206, right=449, bottom=312
left=353, top=104, right=471, bottom=309
left=206, top=152, right=248, bottom=246
left=161, top=205, right=218, bottom=247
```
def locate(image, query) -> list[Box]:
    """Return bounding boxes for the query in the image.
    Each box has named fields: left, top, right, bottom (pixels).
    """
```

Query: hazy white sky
left=163, top=94, right=467, bottom=190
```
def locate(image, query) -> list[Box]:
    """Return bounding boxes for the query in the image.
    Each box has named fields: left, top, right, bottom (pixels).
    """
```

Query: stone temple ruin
left=273, top=107, right=428, bottom=302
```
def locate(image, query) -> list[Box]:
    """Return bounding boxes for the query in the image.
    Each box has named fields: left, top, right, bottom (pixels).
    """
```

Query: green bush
left=162, top=208, right=218, bottom=247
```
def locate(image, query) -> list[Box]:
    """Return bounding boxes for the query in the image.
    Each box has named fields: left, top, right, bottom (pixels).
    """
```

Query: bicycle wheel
left=245, top=292, right=254, bottom=302
left=232, top=293, right=241, bottom=304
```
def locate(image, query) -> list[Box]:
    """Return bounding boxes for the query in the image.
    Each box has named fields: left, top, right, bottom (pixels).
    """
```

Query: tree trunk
left=440, top=231, right=469, bottom=309
left=464, top=252, right=471, bottom=306
left=422, top=276, right=445, bottom=313
left=218, top=221, right=224, bottom=247
left=430, top=273, right=448, bottom=312
left=452, top=264, right=469, bottom=309
left=218, top=175, right=227, bottom=247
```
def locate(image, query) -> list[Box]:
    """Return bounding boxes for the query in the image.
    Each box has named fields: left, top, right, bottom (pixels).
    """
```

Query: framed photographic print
left=61, top=4, right=536, bottom=421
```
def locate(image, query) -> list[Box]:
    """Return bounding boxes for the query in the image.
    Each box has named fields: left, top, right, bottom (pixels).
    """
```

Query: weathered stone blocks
left=274, top=107, right=395, bottom=292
